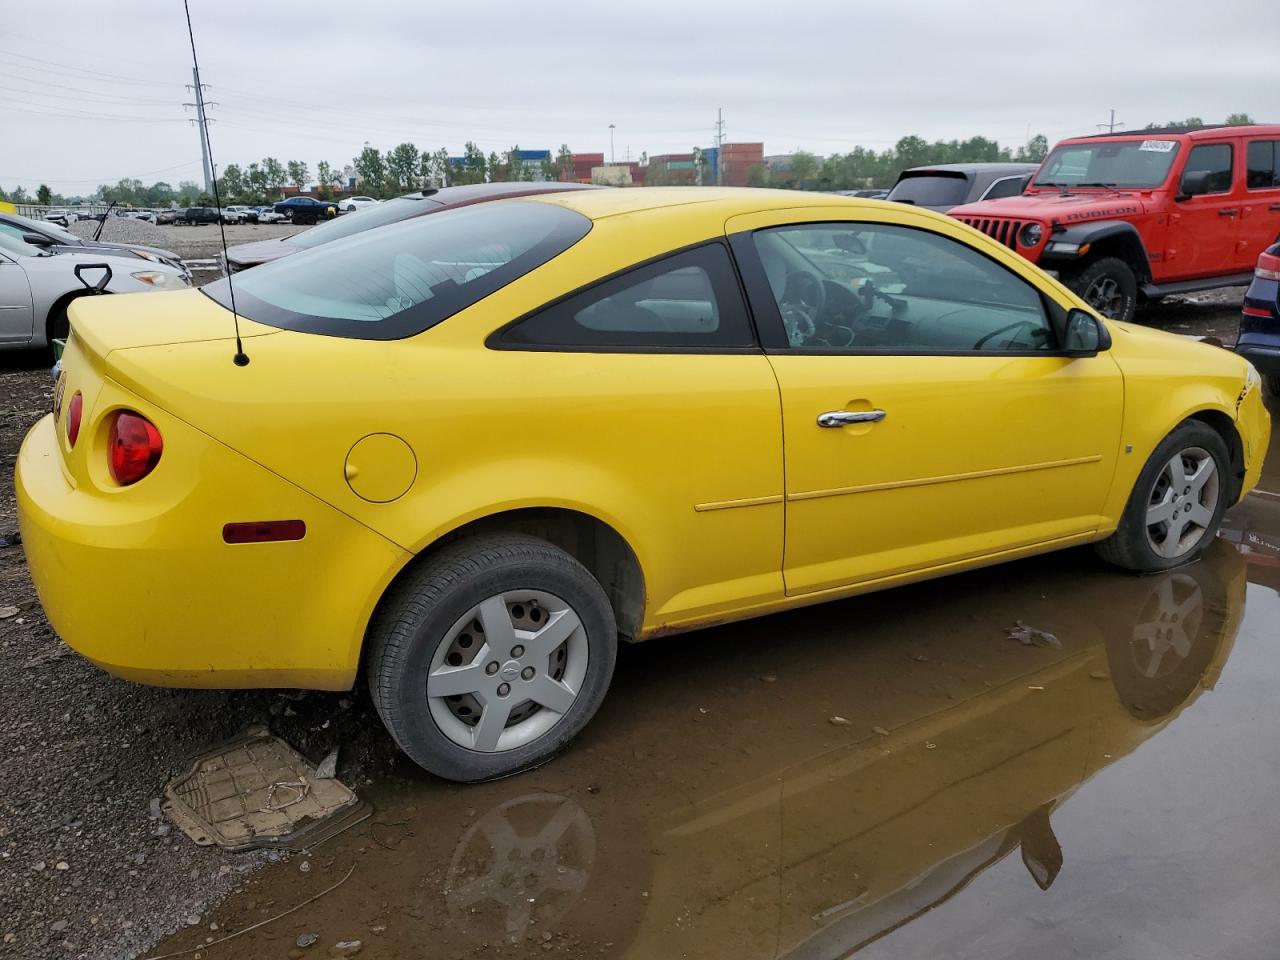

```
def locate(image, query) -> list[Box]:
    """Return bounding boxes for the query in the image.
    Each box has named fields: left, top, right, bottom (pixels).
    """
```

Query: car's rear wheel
left=367, top=534, right=617, bottom=782
left=1067, top=257, right=1137, bottom=323
left=1095, top=421, right=1231, bottom=572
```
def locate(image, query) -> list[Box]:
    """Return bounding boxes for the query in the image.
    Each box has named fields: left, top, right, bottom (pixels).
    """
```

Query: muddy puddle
left=144, top=441, right=1280, bottom=960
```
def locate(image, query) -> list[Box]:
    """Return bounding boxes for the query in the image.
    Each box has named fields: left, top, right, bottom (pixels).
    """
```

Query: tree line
left=0, top=114, right=1259, bottom=208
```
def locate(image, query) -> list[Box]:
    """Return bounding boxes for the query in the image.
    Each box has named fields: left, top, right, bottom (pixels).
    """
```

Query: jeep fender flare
left=1041, top=221, right=1153, bottom=284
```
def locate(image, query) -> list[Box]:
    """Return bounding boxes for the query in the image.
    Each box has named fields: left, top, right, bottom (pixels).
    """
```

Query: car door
left=0, top=248, right=35, bottom=344
left=1242, top=138, right=1280, bottom=264
left=726, top=208, right=1124, bottom=596
left=1171, top=141, right=1242, bottom=278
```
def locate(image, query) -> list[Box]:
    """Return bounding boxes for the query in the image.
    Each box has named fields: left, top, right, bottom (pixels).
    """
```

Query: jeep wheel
left=1067, top=257, right=1137, bottom=323
left=367, top=534, right=617, bottom=782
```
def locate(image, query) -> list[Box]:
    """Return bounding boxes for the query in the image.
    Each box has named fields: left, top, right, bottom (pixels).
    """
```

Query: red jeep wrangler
left=949, top=125, right=1280, bottom=322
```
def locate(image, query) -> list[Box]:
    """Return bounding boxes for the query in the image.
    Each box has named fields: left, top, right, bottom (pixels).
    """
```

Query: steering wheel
left=973, top=319, right=1044, bottom=351
left=779, top=270, right=826, bottom=346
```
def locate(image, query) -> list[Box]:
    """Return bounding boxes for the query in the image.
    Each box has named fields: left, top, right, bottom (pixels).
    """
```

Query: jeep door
left=1173, top=141, right=1243, bottom=278
left=1242, top=138, right=1280, bottom=264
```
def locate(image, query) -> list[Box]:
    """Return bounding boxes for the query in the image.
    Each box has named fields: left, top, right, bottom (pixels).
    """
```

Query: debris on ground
left=315, top=748, right=339, bottom=780
left=1006, top=620, right=1062, bottom=648
left=872, top=726, right=890, bottom=736
left=0, top=606, right=18, bottom=619
left=297, top=932, right=319, bottom=948
left=331, top=939, right=364, bottom=956
left=162, top=728, right=369, bottom=852
left=828, top=716, right=852, bottom=726
left=1, top=532, right=23, bottom=548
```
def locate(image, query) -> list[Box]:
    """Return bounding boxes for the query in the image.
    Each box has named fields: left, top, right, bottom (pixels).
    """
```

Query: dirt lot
left=1, top=286, right=1275, bottom=960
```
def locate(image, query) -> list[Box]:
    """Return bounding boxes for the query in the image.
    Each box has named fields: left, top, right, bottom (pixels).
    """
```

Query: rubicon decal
left=1064, top=206, right=1141, bottom=222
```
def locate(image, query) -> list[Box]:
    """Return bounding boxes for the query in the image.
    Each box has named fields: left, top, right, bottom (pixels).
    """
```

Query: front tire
left=367, top=534, right=617, bottom=782
left=1095, top=421, right=1231, bottom=572
left=1066, top=256, right=1137, bottom=323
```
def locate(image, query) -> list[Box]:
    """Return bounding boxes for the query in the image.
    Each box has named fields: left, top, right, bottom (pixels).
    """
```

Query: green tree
left=262, top=157, right=287, bottom=194
left=504, top=146, right=528, bottom=182
left=9, top=186, right=29, bottom=203
left=316, top=161, right=335, bottom=189
left=386, top=142, right=421, bottom=193
left=176, top=180, right=200, bottom=205
left=450, top=142, right=486, bottom=185
left=286, top=160, right=310, bottom=190
left=432, top=148, right=452, bottom=188
left=1147, top=117, right=1204, bottom=129
left=746, top=163, right=768, bottom=188
left=555, top=144, right=574, bottom=181
left=1016, top=134, right=1049, bottom=163
left=36, top=184, right=52, bottom=206
left=788, top=151, right=820, bottom=187
left=1226, top=112, right=1255, bottom=126
left=218, top=164, right=245, bottom=200
left=354, top=146, right=386, bottom=195
left=244, top=164, right=267, bottom=200
left=487, top=151, right=503, bottom=182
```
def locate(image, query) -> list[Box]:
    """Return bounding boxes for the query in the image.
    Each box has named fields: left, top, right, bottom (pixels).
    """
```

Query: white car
left=256, top=208, right=288, bottom=224
left=340, top=195, right=378, bottom=213
left=44, top=210, right=78, bottom=227
left=0, top=229, right=190, bottom=351
left=220, top=205, right=253, bottom=224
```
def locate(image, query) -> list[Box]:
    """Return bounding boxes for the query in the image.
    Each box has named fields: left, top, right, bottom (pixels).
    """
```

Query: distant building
left=569, top=153, right=604, bottom=182
left=591, top=164, right=632, bottom=187
left=513, top=149, right=551, bottom=181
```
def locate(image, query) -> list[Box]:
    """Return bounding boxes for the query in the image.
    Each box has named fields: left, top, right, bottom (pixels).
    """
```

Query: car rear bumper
left=16, top=410, right=409, bottom=690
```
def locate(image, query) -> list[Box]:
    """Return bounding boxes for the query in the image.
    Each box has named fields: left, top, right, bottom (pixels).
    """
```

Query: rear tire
left=1095, top=421, right=1231, bottom=572
left=1066, top=257, right=1138, bottom=324
left=367, top=534, right=617, bottom=782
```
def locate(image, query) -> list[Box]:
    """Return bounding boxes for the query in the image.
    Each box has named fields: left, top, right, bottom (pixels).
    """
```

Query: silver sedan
left=0, top=230, right=190, bottom=352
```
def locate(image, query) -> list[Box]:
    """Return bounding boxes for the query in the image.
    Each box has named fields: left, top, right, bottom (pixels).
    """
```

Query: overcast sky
left=3, top=0, right=1277, bottom=194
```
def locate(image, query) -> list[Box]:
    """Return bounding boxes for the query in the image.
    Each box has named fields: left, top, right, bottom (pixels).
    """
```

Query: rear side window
left=1247, top=141, right=1280, bottom=189
left=1182, top=144, right=1234, bottom=194
left=886, top=173, right=969, bottom=208
left=202, top=202, right=591, bottom=340
left=982, top=175, right=1026, bottom=200
left=498, top=244, right=756, bottom=350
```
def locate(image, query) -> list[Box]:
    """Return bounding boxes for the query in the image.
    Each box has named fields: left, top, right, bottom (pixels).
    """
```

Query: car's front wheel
left=367, top=534, right=617, bottom=782
left=1067, top=257, right=1137, bottom=323
left=1095, top=421, right=1231, bottom=572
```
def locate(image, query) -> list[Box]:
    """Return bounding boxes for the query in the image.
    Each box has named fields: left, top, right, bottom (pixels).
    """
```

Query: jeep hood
left=950, top=192, right=1151, bottom=223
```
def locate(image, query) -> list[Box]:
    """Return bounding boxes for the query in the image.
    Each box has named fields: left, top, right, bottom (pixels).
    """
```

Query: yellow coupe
left=16, top=188, right=1270, bottom=781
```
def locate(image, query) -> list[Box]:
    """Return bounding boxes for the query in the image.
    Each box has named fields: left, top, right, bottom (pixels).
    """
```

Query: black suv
left=181, top=207, right=221, bottom=225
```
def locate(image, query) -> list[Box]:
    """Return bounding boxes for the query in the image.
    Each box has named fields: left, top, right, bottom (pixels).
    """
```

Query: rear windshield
left=203, top=201, right=591, bottom=340
left=886, top=172, right=970, bottom=208
left=290, top=196, right=440, bottom=250
left=1034, top=140, right=1181, bottom=189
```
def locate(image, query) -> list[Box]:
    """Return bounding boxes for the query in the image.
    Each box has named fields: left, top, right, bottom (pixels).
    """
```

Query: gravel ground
left=0, top=275, right=1253, bottom=959
left=69, top=219, right=308, bottom=265
left=0, top=360, right=397, bottom=960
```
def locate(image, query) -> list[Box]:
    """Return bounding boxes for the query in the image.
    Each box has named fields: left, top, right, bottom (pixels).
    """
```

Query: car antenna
left=92, top=201, right=115, bottom=242
left=181, top=0, right=248, bottom=367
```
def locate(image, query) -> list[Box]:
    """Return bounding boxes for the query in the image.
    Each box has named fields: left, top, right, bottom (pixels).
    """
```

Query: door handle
left=817, top=409, right=886, bottom=428
left=1270, top=204, right=1280, bottom=212
left=1218, top=208, right=1238, bottom=217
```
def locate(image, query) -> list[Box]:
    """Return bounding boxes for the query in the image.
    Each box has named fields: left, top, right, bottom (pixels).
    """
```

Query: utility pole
left=608, top=123, right=616, bottom=165
left=184, top=68, right=216, bottom=194
left=1097, top=108, right=1123, bottom=134
left=714, top=107, right=725, bottom=185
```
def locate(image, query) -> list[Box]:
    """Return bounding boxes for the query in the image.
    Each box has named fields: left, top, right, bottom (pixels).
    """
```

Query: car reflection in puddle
left=157, top=532, right=1278, bottom=959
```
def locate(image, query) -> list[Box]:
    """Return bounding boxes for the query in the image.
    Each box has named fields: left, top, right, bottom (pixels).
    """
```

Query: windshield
left=886, top=172, right=970, bottom=208
left=289, top=196, right=441, bottom=249
left=1034, top=139, right=1181, bottom=188
left=6, top=212, right=79, bottom=243
left=203, top=200, right=591, bottom=340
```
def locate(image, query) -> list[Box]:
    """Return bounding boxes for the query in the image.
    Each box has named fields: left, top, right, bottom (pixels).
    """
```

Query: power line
left=0, top=48, right=180, bottom=87
left=0, top=159, right=203, bottom=184
left=0, top=76, right=177, bottom=108
left=1097, top=108, right=1124, bottom=134
left=0, top=101, right=185, bottom=123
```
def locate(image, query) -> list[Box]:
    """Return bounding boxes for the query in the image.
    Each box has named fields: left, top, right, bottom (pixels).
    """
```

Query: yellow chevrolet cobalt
left=16, top=188, right=1270, bottom=782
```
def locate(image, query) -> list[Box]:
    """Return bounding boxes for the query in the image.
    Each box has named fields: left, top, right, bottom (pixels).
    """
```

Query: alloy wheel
left=426, top=590, right=589, bottom=752
left=1144, top=446, right=1218, bottom=559
left=1084, top=275, right=1123, bottom=318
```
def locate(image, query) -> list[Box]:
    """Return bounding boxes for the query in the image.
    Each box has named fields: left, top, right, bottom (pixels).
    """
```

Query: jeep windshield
left=1033, top=140, right=1181, bottom=189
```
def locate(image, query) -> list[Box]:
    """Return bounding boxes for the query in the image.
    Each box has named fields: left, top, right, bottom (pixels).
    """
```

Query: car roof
left=901, top=162, right=1040, bottom=175
left=522, top=185, right=877, bottom=222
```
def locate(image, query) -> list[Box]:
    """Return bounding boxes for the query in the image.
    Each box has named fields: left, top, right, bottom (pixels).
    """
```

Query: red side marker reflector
left=1242, top=305, right=1272, bottom=318
left=222, top=520, right=306, bottom=544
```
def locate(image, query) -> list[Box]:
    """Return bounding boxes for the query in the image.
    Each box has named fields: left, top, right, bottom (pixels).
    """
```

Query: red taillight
left=66, top=392, right=82, bottom=447
left=1243, top=305, right=1272, bottom=318
left=108, top=411, right=163, bottom=485
left=1258, top=251, right=1280, bottom=281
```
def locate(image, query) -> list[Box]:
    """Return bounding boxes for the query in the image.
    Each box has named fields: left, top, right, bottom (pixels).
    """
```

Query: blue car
left=272, top=196, right=339, bottom=225
left=1240, top=242, right=1280, bottom=398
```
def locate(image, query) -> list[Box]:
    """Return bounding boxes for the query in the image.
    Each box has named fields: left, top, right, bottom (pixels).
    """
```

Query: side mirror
left=1056, top=307, right=1110, bottom=356
left=1177, top=170, right=1210, bottom=200
left=22, top=232, right=54, bottom=247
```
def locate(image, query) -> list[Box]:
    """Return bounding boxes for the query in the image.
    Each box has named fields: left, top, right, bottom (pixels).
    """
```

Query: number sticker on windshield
left=1139, top=140, right=1176, bottom=153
